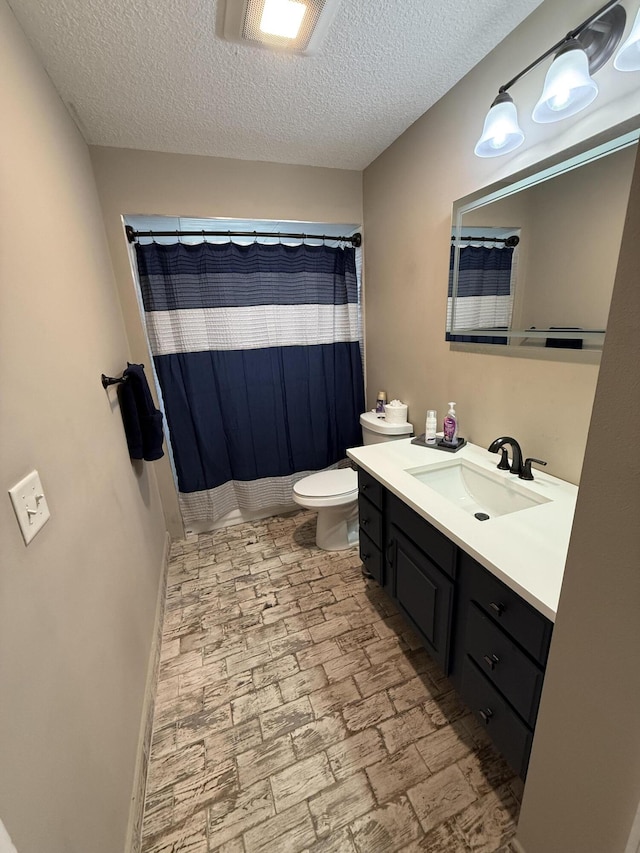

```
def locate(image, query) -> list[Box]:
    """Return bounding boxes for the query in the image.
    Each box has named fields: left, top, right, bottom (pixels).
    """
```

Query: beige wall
left=363, top=0, right=640, bottom=485
left=89, top=146, right=363, bottom=537
left=363, top=0, right=640, bottom=849
left=517, top=114, right=640, bottom=853
left=0, top=3, right=167, bottom=852
left=522, top=143, right=635, bottom=329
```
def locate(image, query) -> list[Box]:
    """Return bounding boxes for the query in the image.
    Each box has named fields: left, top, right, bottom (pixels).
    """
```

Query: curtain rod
left=452, top=235, right=520, bottom=246
left=125, top=225, right=362, bottom=247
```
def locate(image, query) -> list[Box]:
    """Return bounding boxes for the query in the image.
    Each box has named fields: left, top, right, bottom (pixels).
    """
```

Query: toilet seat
left=293, top=468, right=358, bottom=508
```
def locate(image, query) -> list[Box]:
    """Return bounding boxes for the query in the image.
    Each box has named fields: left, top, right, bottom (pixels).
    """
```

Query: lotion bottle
left=425, top=410, right=437, bottom=444
left=443, top=402, right=458, bottom=445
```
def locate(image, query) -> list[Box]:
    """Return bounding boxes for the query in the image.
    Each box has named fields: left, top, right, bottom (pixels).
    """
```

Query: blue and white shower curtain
left=447, top=244, right=514, bottom=345
left=135, top=241, right=365, bottom=526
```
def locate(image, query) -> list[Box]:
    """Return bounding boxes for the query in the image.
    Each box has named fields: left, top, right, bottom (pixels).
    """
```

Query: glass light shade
left=532, top=42, right=598, bottom=123
left=614, top=8, right=640, bottom=71
left=474, top=94, right=525, bottom=158
left=260, top=0, right=306, bottom=39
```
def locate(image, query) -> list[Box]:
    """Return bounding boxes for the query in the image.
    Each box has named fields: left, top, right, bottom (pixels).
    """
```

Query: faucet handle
left=520, top=457, right=547, bottom=481
left=496, top=448, right=511, bottom=470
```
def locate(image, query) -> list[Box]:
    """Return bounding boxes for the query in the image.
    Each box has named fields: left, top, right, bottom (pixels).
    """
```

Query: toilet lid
left=294, top=468, right=358, bottom=498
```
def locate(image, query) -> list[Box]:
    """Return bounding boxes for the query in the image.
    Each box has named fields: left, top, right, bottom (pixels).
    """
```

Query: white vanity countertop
left=347, top=439, right=578, bottom=622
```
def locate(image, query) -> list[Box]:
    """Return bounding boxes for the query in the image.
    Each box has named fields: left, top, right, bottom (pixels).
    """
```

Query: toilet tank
left=360, top=412, right=413, bottom=445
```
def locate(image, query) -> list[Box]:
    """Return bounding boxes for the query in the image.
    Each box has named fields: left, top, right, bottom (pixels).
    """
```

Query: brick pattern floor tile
left=140, top=509, right=522, bottom=852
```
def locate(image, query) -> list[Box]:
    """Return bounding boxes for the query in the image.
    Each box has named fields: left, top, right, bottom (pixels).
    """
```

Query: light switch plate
left=8, top=470, right=50, bottom=545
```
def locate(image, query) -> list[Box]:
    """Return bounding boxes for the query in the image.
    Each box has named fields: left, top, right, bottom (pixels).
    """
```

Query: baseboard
left=124, top=531, right=171, bottom=853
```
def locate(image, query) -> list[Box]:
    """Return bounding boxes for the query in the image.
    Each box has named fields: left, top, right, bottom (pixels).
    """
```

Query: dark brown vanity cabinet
left=451, top=551, right=553, bottom=778
left=355, top=467, right=553, bottom=779
left=357, top=469, right=387, bottom=590
left=386, top=492, right=455, bottom=674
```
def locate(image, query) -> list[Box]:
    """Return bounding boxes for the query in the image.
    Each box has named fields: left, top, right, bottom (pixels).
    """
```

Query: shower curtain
left=447, top=244, right=514, bottom=344
left=135, top=240, right=365, bottom=527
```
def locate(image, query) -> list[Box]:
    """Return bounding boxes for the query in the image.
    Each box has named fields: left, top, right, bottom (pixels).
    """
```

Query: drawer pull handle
left=489, top=601, right=505, bottom=616
left=362, top=518, right=370, bottom=526
left=479, top=708, right=493, bottom=724
left=483, top=654, right=500, bottom=670
left=362, top=552, right=370, bottom=561
left=362, top=483, right=369, bottom=491
left=386, top=539, right=395, bottom=566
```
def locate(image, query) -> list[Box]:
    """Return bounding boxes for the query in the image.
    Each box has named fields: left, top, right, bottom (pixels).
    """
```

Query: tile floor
left=141, top=509, right=523, bottom=853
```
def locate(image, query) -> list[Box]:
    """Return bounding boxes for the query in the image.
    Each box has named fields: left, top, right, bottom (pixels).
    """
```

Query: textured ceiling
left=9, top=0, right=543, bottom=170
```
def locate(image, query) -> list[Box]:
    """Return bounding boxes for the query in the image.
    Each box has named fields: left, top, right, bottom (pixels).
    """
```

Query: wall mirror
left=447, top=122, right=640, bottom=360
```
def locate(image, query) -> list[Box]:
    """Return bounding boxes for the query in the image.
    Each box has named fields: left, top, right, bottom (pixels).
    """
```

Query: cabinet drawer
left=465, top=603, right=544, bottom=727
left=462, top=552, right=553, bottom=666
left=460, top=656, right=533, bottom=779
left=358, top=469, right=383, bottom=510
left=358, top=495, right=383, bottom=549
left=394, top=530, right=453, bottom=673
left=387, top=492, right=456, bottom=578
left=359, top=530, right=383, bottom=585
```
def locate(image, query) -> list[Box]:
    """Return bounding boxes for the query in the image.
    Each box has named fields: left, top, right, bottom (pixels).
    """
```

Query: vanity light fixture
left=222, top=0, right=341, bottom=54
left=532, top=39, right=599, bottom=122
left=474, top=92, right=526, bottom=158
left=475, top=0, right=631, bottom=157
left=615, top=6, right=640, bottom=68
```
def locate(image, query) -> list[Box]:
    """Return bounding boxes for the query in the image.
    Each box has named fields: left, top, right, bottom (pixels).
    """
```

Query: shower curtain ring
left=253, top=231, right=258, bottom=244
left=201, top=229, right=206, bottom=243
left=150, top=230, right=156, bottom=244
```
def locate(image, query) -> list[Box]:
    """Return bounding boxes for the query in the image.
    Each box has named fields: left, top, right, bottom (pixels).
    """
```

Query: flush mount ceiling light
left=222, top=0, right=341, bottom=54
left=475, top=0, right=636, bottom=157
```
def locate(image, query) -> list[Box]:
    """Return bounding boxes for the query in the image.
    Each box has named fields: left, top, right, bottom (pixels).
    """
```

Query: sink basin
left=406, top=459, right=551, bottom=519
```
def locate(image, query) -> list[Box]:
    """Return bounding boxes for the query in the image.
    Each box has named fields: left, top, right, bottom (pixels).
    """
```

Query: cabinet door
left=391, top=527, right=454, bottom=673
left=460, top=551, right=552, bottom=666
left=459, top=655, right=533, bottom=779
left=465, top=603, right=545, bottom=727
left=387, top=492, right=456, bottom=578
left=359, top=529, right=383, bottom=585
left=358, top=468, right=384, bottom=510
left=358, top=494, right=383, bottom=549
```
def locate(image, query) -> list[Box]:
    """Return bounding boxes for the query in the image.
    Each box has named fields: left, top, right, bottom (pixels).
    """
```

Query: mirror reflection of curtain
left=135, top=241, right=365, bottom=527
left=447, top=244, right=514, bottom=345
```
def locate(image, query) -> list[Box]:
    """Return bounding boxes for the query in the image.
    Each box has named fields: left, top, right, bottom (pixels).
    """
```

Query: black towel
left=117, top=362, right=165, bottom=461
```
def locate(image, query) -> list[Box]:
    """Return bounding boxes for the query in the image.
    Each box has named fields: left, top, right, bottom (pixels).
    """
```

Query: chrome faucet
left=487, top=436, right=524, bottom=476
left=488, top=436, right=547, bottom=480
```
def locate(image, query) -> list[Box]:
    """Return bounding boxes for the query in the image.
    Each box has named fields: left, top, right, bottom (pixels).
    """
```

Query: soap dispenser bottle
left=443, top=402, right=458, bottom=446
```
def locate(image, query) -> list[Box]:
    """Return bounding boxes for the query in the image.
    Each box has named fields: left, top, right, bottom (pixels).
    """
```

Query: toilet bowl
left=293, top=410, right=414, bottom=551
left=292, top=468, right=359, bottom=551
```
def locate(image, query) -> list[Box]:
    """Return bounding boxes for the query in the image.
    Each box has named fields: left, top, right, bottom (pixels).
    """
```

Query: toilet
left=292, top=411, right=413, bottom=550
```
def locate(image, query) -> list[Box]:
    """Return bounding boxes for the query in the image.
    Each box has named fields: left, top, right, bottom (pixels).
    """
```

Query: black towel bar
left=101, top=373, right=127, bottom=389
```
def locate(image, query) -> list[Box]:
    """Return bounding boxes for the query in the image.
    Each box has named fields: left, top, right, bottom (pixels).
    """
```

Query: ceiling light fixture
left=222, top=0, right=341, bottom=54
left=475, top=0, right=631, bottom=157
left=260, top=0, right=306, bottom=40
